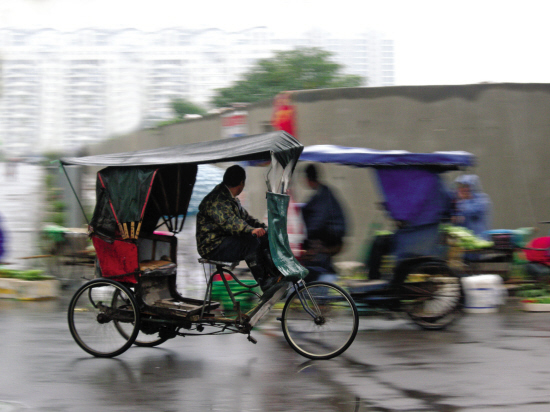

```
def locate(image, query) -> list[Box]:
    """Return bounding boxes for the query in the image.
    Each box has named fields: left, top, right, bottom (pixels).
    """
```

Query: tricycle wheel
left=112, top=289, right=169, bottom=347
left=132, top=334, right=169, bottom=347
left=400, top=261, right=463, bottom=330
left=68, top=278, right=140, bottom=357
left=281, top=281, right=359, bottom=360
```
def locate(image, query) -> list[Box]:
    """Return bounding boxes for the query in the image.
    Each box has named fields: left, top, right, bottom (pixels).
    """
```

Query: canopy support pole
left=174, top=165, right=181, bottom=231
left=156, top=173, right=174, bottom=232
left=60, top=163, right=90, bottom=226
left=150, top=194, right=174, bottom=233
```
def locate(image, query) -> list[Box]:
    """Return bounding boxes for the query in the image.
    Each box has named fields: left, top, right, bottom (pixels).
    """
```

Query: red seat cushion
left=92, top=236, right=139, bottom=284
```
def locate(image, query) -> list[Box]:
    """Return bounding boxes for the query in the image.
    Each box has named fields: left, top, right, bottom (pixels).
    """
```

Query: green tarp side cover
left=60, top=131, right=303, bottom=171
left=91, top=164, right=199, bottom=238
left=95, top=167, right=157, bottom=225
left=267, top=192, right=308, bottom=281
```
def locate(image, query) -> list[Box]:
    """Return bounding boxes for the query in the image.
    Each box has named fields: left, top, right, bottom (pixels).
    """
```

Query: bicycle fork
left=293, top=280, right=324, bottom=322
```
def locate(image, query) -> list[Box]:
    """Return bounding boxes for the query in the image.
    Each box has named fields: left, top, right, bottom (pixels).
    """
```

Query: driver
left=196, top=165, right=280, bottom=291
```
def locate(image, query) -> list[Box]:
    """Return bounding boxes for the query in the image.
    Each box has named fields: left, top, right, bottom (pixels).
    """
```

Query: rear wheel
left=112, top=289, right=169, bottom=347
left=281, top=281, right=359, bottom=360
left=401, top=261, right=463, bottom=330
left=68, top=279, right=140, bottom=357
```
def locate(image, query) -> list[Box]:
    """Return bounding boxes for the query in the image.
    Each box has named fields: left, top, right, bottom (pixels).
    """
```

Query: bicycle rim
left=68, top=279, right=140, bottom=357
left=402, top=262, right=464, bottom=330
left=282, top=281, right=359, bottom=360
left=112, top=289, right=168, bottom=347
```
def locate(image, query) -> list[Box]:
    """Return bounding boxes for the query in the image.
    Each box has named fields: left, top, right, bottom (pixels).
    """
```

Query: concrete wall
left=84, top=83, right=550, bottom=263
left=287, top=84, right=550, bottom=261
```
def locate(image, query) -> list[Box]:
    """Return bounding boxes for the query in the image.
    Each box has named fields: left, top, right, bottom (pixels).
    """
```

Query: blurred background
left=2, top=0, right=550, bottom=273
left=1, top=0, right=550, bottom=157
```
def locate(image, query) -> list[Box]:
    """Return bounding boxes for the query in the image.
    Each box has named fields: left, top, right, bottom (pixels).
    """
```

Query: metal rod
left=294, top=281, right=319, bottom=319
left=301, top=279, right=322, bottom=315
left=149, top=171, right=173, bottom=232
left=178, top=214, right=186, bottom=233
left=150, top=193, right=172, bottom=231
left=219, top=267, right=238, bottom=307
left=174, top=165, right=181, bottom=230
left=60, top=163, right=90, bottom=225
left=199, top=264, right=215, bottom=321
left=156, top=173, right=173, bottom=231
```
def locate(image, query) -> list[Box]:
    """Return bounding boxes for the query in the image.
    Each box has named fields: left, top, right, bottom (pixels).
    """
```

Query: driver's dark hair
left=305, top=163, right=319, bottom=183
left=223, top=165, right=246, bottom=187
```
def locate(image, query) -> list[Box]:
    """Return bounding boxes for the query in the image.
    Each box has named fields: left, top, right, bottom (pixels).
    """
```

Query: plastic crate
left=211, top=279, right=259, bottom=313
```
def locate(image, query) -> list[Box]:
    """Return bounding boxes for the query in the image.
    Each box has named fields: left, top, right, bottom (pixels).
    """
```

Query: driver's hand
left=252, top=227, right=267, bottom=237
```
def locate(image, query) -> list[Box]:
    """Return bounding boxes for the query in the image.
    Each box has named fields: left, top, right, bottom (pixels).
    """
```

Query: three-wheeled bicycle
left=299, top=145, right=475, bottom=329
left=61, top=132, right=359, bottom=360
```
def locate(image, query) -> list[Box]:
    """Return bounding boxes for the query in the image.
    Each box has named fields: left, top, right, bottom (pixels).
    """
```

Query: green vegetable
left=0, top=268, right=53, bottom=281
left=441, top=224, right=494, bottom=250
left=516, top=289, right=548, bottom=298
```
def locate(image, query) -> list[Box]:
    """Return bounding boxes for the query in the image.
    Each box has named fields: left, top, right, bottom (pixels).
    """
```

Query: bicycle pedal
left=247, top=335, right=258, bottom=344
left=276, top=317, right=282, bottom=321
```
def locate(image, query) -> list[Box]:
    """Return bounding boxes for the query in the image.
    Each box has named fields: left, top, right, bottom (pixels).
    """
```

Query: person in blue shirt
left=300, top=164, right=347, bottom=281
left=452, top=174, right=492, bottom=238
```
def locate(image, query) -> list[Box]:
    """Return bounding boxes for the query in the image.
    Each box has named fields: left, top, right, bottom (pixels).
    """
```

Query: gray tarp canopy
left=60, top=131, right=303, bottom=238
left=60, top=131, right=309, bottom=279
left=60, top=131, right=303, bottom=170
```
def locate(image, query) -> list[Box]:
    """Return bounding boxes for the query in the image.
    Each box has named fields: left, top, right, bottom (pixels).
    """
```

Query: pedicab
left=60, top=131, right=359, bottom=360
left=299, top=145, right=475, bottom=329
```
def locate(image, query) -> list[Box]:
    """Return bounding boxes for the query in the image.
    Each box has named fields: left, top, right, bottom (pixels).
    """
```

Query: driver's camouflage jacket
left=196, top=183, right=265, bottom=257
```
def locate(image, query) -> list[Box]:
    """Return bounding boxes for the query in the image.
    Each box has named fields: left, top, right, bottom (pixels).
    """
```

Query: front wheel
left=281, top=281, right=359, bottom=360
left=68, top=278, right=140, bottom=357
left=401, top=261, right=464, bottom=330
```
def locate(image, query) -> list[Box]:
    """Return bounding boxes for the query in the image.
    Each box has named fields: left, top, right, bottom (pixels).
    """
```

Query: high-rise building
left=0, top=27, right=394, bottom=154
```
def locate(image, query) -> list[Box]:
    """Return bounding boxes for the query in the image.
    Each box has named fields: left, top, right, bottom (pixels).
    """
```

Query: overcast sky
left=1, top=0, right=549, bottom=86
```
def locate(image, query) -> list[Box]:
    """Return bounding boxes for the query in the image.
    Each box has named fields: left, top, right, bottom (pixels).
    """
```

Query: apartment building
left=0, top=27, right=394, bottom=154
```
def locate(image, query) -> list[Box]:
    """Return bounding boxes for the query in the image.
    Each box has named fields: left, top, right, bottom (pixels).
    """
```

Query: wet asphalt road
left=2, top=295, right=550, bottom=411
left=3, top=163, right=550, bottom=411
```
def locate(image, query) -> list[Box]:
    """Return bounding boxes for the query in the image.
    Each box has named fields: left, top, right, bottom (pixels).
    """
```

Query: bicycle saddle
left=198, top=258, right=239, bottom=270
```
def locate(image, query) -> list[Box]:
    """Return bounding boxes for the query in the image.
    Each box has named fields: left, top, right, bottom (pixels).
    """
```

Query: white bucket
left=461, top=275, right=507, bottom=313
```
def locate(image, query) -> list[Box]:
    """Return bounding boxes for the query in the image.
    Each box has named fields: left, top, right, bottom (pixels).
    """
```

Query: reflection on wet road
left=0, top=297, right=365, bottom=412
left=3, top=295, right=550, bottom=411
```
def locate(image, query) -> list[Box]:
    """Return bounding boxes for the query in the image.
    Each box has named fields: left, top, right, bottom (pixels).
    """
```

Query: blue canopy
left=299, top=145, right=475, bottom=229
left=300, top=145, right=475, bottom=170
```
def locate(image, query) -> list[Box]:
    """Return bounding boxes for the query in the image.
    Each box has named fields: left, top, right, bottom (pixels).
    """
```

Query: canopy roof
left=299, top=144, right=475, bottom=229
left=300, top=145, right=475, bottom=170
left=65, top=131, right=303, bottom=239
left=61, top=131, right=303, bottom=170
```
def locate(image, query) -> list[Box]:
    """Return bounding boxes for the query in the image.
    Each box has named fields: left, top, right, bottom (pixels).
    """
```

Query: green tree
left=170, top=98, right=207, bottom=119
left=211, top=47, right=365, bottom=108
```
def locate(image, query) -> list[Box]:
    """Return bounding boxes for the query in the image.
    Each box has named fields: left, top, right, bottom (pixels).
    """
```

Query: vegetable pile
left=0, top=268, right=53, bottom=281
left=441, top=224, right=494, bottom=250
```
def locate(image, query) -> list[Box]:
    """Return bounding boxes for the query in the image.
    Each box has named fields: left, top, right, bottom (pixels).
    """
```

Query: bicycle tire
left=401, top=261, right=464, bottom=330
left=281, top=281, right=359, bottom=360
left=112, top=289, right=169, bottom=347
left=68, top=278, right=140, bottom=357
